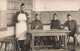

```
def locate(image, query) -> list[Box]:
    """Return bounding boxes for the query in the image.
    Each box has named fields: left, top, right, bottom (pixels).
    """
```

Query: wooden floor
left=33, top=44, right=80, bottom=51
left=33, top=48, right=80, bottom=51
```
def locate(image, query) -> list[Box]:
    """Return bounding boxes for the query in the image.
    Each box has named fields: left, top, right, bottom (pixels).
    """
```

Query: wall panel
left=32, top=11, right=80, bottom=24
left=7, top=0, right=33, bottom=25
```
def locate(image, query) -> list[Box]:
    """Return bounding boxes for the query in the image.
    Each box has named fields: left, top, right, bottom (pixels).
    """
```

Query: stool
left=0, top=38, right=21, bottom=51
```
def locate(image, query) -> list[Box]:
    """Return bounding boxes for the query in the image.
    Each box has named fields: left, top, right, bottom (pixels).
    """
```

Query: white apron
left=16, top=13, right=27, bottom=40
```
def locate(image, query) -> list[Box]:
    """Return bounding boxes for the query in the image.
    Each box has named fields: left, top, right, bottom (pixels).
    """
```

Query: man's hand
left=74, top=34, right=78, bottom=38
left=36, top=25, right=38, bottom=29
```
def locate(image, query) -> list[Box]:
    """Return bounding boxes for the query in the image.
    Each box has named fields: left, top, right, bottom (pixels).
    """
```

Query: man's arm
left=50, top=20, right=53, bottom=29
left=63, top=21, right=68, bottom=29
left=39, top=21, right=43, bottom=29
left=73, top=20, right=79, bottom=39
left=57, top=20, right=61, bottom=29
left=74, top=20, right=78, bottom=35
left=31, top=21, right=35, bottom=29
left=13, top=11, right=20, bottom=25
left=25, top=12, right=30, bottom=23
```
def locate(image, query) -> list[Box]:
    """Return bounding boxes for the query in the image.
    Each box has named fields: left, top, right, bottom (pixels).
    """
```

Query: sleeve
left=25, top=12, right=29, bottom=23
left=31, top=21, right=35, bottom=29
left=25, top=12, right=29, bottom=18
left=39, top=21, right=43, bottom=29
left=13, top=12, right=19, bottom=24
left=57, top=20, right=61, bottom=29
left=74, top=20, right=79, bottom=34
left=63, top=21, right=68, bottom=29
left=50, top=20, right=53, bottom=29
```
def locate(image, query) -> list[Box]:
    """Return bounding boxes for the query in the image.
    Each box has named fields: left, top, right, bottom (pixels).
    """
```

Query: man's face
left=67, top=16, right=72, bottom=21
left=53, top=15, right=58, bottom=20
left=20, top=6, right=25, bottom=11
left=35, top=15, right=40, bottom=20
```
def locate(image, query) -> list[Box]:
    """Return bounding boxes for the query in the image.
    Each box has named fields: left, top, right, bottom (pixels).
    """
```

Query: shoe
left=60, top=44, right=64, bottom=49
left=71, top=50, right=75, bottom=51
left=53, top=46, right=60, bottom=49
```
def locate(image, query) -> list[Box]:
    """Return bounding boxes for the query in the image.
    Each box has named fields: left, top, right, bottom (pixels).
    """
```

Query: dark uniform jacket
left=50, top=20, right=61, bottom=29
left=31, top=19, right=43, bottom=29
left=63, top=20, right=78, bottom=37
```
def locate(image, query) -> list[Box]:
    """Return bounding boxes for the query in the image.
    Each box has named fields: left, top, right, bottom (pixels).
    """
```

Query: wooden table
left=28, top=29, right=70, bottom=51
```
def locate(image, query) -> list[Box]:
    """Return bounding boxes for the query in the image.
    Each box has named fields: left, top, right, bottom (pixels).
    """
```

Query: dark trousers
left=34, top=36, right=47, bottom=46
left=51, top=36, right=59, bottom=47
left=18, top=40, right=25, bottom=50
left=18, top=33, right=32, bottom=51
left=59, top=36, right=65, bottom=46
left=71, top=36, right=77, bottom=51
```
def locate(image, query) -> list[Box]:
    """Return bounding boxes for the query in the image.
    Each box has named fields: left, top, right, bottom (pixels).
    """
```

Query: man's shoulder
left=57, top=20, right=60, bottom=22
left=15, top=11, right=21, bottom=15
left=16, top=11, right=20, bottom=13
left=51, top=20, right=60, bottom=22
left=24, top=11, right=28, bottom=15
left=64, top=20, right=69, bottom=24
left=24, top=11, right=28, bottom=14
left=31, top=20, right=36, bottom=23
left=72, top=20, right=76, bottom=21
left=32, top=20, right=42, bottom=23
left=71, top=20, right=77, bottom=23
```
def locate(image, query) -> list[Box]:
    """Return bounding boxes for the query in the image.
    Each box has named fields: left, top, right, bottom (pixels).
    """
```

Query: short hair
left=67, top=14, right=71, bottom=17
left=21, top=3, right=25, bottom=6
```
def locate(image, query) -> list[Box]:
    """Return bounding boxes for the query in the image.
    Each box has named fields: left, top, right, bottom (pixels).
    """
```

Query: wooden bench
left=0, top=36, right=21, bottom=51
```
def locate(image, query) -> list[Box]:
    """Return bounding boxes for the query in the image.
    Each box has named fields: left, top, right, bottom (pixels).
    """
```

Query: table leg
left=65, top=34, right=67, bottom=51
left=31, top=35, right=35, bottom=51
left=73, top=36, right=77, bottom=51
left=0, top=42, right=3, bottom=50
left=16, top=40, right=21, bottom=51
left=5, top=43, right=7, bottom=51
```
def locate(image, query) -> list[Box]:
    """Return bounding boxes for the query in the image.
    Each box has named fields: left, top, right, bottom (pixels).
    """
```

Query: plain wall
left=33, top=0, right=80, bottom=11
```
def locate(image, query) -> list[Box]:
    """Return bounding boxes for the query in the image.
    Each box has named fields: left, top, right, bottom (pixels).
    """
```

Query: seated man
left=50, top=13, right=61, bottom=49
left=51, top=13, right=61, bottom=29
left=31, top=13, right=43, bottom=29
left=63, top=14, right=78, bottom=51
left=31, top=13, right=44, bottom=46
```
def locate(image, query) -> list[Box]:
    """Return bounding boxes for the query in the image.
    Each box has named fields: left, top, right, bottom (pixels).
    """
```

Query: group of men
left=14, top=3, right=78, bottom=51
left=30, top=12, right=78, bottom=51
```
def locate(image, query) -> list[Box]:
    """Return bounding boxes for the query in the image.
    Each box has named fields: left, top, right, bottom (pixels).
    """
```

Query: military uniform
left=63, top=20, right=78, bottom=51
left=63, top=20, right=78, bottom=37
left=31, top=19, right=44, bottom=45
left=31, top=19, right=43, bottom=29
left=50, top=19, right=61, bottom=48
left=51, top=20, right=61, bottom=29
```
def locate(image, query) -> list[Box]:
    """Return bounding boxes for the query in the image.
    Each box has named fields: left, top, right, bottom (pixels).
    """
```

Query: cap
left=67, top=13, right=71, bottom=17
left=53, top=13, right=58, bottom=17
left=35, top=13, right=39, bottom=17
left=21, top=3, right=25, bottom=6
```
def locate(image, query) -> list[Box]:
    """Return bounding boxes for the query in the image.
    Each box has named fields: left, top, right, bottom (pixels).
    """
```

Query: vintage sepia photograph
left=0, top=0, right=80, bottom=51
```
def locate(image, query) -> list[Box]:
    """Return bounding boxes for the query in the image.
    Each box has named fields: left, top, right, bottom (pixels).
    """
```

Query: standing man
left=14, top=3, right=30, bottom=51
left=63, top=14, right=78, bottom=51
left=50, top=13, right=61, bottom=49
